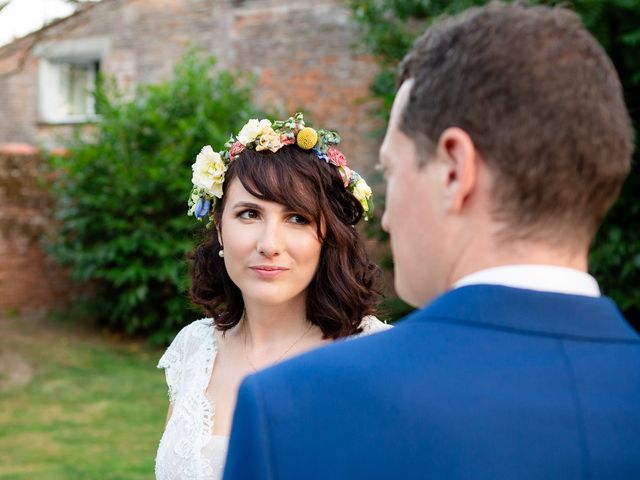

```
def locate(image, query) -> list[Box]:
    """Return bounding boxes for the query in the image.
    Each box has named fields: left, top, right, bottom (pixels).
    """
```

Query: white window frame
left=35, top=37, right=110, bottom=124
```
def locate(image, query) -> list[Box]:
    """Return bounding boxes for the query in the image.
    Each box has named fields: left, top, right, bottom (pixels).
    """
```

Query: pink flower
left=327, top=147, right=347, bottom=167
left=338, top=165, right=352, bottom=187
left=229, top=141, right=245, bottom=161
left=280, top=134, right=296, bottom=146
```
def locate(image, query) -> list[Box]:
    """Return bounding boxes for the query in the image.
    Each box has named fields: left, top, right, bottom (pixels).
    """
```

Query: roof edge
left=0, top=0, right=112, bottom=55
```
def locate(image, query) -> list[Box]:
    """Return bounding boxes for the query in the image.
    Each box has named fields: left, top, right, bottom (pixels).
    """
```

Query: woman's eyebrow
left=232, top=201, right=262, bottom=210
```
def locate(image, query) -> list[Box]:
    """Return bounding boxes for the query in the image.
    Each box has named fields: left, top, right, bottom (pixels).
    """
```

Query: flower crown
left=187, top=112, right=373, bottom=227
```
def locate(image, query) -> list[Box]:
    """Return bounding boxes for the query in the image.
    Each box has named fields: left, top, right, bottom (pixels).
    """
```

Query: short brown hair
left=189, top=147, right=383, bottom=339
left=398, top=1, right=634, bottom=243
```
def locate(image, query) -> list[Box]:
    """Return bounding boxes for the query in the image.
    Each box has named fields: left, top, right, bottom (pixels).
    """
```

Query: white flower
left=191, top=145, right=226, bottom=198
left=352, top=177, right=372, bottom=212
left=236, top=119, right=272, bottom=146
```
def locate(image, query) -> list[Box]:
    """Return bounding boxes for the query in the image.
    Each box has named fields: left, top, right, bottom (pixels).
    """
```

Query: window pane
left=67, top=64, right=89, bottom=116
left=52, top=61, right=96, bottom=118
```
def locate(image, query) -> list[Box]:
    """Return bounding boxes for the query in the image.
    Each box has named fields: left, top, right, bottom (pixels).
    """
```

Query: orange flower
left=338, top=165, right=352, bottom=187
left=256, top=128, right=283, bottom=152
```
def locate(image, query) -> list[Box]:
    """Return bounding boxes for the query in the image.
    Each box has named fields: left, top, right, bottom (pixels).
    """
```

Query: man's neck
left=447, top=236, right=589, bottom=289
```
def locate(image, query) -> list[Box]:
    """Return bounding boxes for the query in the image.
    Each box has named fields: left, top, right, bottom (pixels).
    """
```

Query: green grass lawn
left=0, top=314, right=169, bottom=480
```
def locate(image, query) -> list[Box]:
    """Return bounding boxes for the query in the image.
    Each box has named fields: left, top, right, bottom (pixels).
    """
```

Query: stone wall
left=0, top=144, right=71, bottom=313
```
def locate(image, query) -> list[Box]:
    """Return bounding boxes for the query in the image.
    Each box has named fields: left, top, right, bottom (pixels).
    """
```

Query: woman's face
left=219, top=178, right=323, bottom=307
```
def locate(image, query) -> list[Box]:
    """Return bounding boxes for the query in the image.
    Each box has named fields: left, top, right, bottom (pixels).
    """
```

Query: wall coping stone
left=0, top=143, right=39, bottom=155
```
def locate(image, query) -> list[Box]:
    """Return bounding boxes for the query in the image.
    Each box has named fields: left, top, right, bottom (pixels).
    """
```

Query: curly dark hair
left=189, top=146, right=383, bottom=339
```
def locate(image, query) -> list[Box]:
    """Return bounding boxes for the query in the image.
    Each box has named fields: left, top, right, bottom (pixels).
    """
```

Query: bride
left=155, top=113, right=390, bottom=480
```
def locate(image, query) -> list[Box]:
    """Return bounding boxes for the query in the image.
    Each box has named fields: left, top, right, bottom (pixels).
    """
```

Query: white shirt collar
left=453, top=264, right=600, bottom=297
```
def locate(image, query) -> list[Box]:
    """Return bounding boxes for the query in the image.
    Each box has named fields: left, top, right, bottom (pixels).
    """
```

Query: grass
left=0, top=314, right=168, bottom=480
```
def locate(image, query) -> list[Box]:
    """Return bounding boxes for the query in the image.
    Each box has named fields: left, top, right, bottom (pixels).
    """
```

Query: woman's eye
left=238, top=210, right=259, bottom=219
left=289, top=214, right=310, bottom=225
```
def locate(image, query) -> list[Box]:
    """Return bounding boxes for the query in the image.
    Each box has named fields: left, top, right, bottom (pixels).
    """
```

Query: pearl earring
left=218, top=249, right=224, bottom=258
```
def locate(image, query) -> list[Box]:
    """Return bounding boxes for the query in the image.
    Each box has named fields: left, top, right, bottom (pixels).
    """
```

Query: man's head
left=381, top=2, right=634, bottom=307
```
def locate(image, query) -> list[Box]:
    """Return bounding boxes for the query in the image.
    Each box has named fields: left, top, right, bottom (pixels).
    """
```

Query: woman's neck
left=241, top=295, right=311, bottom=349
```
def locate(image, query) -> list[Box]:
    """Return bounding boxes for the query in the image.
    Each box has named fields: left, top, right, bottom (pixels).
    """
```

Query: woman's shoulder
left=177, top=317, right=215, bottom=340
left=356, top=315, right=393, bottom=337
left=159, top=318, right=215, bottom=362
left=157, top=318, right=215, bottom=403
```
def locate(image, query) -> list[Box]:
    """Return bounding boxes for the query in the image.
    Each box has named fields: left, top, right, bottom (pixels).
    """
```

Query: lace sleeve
left=157, top=325, right=190, bottom=404
left=356, top=315, right=393, bottom=337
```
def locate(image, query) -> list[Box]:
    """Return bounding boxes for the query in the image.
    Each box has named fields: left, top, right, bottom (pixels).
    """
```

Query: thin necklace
left=243, top=318, right=314, bottom=373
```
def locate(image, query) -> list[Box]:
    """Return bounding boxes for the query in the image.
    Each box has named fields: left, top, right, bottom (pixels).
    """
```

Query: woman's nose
left=256, top=221, right=284, bottom=257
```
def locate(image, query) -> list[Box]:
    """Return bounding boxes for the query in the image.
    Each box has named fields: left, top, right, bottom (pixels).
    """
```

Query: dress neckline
left=201, top=316, right=390, bottom=440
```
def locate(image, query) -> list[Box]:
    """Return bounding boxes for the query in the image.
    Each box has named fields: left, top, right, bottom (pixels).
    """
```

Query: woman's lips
left=249, top=266, right=289, bottom=279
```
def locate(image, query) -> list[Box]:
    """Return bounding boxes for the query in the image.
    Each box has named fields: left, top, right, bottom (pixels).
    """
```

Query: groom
left=224, top=3, right=640, bottom=479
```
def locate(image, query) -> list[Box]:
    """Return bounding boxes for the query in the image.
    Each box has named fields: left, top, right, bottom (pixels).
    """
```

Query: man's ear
left=436, top=127, right=478, bottom=213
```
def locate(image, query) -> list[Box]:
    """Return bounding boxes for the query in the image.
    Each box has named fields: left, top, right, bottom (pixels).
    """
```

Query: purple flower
left=194, top=198, right=211, bottom=219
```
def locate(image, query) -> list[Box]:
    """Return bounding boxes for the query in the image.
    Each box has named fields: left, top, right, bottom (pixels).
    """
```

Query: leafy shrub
left=350, top=0, right=640, bottom=329
left=48, top=50, right=263, bottom=343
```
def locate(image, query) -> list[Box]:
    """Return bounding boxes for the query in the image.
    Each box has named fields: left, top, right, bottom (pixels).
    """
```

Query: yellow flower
left=296, top=127, right=318, bottom=150
left=237, top=119, right=273, bottom=146
left=352, top=177, right=372, bottom=212
left=255, top=127, right=283, bottom=152
left=191, top=145, right=226, bottom=198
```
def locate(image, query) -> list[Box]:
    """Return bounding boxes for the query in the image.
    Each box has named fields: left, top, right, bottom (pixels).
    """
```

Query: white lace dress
left=155, top=316, right=391, bottom=480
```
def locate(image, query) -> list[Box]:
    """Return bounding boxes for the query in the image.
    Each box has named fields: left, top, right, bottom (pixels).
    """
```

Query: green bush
left=350, top=0, right=640, bottom=329
left=48, top=50, right=263, bottom=344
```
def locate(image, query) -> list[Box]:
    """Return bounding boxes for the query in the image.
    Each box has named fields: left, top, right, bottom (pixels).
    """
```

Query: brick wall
left=0, top=0, right=383, bottom=312
left=231, top=1, right=381, bottom=172
left=0, top=144, right=71, bottom=313
left=0, top=0, right=381, bottom=172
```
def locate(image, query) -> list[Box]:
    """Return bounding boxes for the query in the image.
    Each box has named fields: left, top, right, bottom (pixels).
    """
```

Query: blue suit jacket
left=223, top=286, right=640, bottom=479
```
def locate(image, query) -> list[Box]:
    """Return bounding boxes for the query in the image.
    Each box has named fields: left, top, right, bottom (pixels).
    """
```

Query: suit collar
left=410, top=285, right=639, bottom=342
